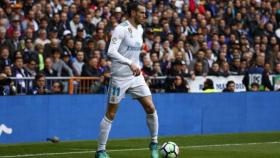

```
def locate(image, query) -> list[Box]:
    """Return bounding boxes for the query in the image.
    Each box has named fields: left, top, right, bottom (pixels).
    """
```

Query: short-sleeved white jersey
left=107, top=20, right=143, bottom=78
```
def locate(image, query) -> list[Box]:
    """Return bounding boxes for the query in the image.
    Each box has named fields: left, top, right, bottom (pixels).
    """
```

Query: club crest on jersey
left=128, top=28, right=133, bottom=38
left=111, top=96, right=116, bottom=103
left=111, top=37, right=117, bottom=44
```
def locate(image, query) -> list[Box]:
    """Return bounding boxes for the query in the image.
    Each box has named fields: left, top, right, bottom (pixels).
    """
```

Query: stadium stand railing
left=9, top=76, right=101, bottom=94
left=6, top=75, right=280, bottom=95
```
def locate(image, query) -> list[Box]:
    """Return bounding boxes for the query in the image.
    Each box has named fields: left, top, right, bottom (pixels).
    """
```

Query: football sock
left=146, top=111, right=159, bottom=144
left=97, top=116, right=112, bottom=151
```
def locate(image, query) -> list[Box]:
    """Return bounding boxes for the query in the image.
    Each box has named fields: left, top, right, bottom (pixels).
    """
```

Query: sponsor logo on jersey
left=127, top=46, right=141, bottom=51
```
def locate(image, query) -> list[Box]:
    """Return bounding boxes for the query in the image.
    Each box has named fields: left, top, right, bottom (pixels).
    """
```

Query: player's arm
left=107, top=26, right=132, bottom=66
left=107, top=26, right=140, bottom=76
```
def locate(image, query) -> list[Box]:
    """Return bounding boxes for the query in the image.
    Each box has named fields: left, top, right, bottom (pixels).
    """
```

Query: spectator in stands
left=74, top=40, right=83, bottom=56
left=165, top=75, right=189, bottom=93
left=202, top=78, right=218, bottom=93
left=6, top=15, right=21, bottom=39
left=81, top=57, right=102, bottom=77
left=230, top=58, right=242, bottom=75
left=0, top=46, right=12, bottom=72
left=1, top=65, right=12, bottom=77
left=22, top=10, right=39, bottom=32
left=142, top=54, right=155, bottom=77
left=0, top=73, right=16, bottom=96
left=99, top=58, right=110, bottom=75
left=22, top=38, right=38, bottom=64
left=189, top=49, right=209, bottom=75
left=75, top=26, right=86, bottom=41
left=148, top=61, right=164, bottom=93
left=72, top=51, right=85, bottom=76
left=208, top=62, right=221, bottom=76
left=62, top=51, right=73, bottom=71
left=193, top=61, right=207, bottom=76
left=83, top=13, right=96, bottom=37
left=43, top=38, right=61, bottom=58
left=273, top=63, right=280, bottom=74
left=152, top=61, right=163, bottom=77
left=12, top=57, right=32, bottom=94
left=57, top=12, right=71, bottom=38
left=170, top=60, right=189, bottom=77
left=25, top=59, right=37, bottom=77
left=43, top=57, right=58, bottom=77
left=48, top=26, right=59, bottom=39
left=70, top=13, right=84, bottom=37
left=264, top=63, right=273, bottom=75
left=62, top=38, right=75, bottom=57
left=35, top=44, right=45, bottom=71
left=30, top=73, right=49, bottom=95
left=223, top=80, right=236, bottom=92
left=219, top=61, right=231, bottom=77
left=205, top=49, right=216, bottom=68
left=4, top=29, right=21, bottom=57
left=243, top=53, right=273, bottom=91
left=34, top=29, right=50, bottom=47
left=51, top=81, right=64, bottom=94
left=52, top=48, right=73, bottom=76
left=250, top=82, right=260, bottom=92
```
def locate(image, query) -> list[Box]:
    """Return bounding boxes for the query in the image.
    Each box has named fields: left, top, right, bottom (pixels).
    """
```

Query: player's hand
left=130, top=63, right=141, bottom=76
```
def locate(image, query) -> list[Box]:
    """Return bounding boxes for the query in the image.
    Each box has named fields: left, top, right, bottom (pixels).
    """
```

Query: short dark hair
left=127, top=0, right=144, bottom=17
left=35, top=73, right=45, bottom=81
left=226, top=80, right=235, bottom=87
left=52, top=48, right=61, bottom=54
left=251, top=82, right=259, bottom=88
left=204, top=78, right=214, bottom=89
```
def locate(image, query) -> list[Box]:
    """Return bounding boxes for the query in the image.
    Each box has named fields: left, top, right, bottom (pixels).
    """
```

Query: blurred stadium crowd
left=0, top=0, right=280, bottom=95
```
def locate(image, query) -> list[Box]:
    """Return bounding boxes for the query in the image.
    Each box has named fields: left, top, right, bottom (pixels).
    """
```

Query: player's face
left=135, top=5, right=146, bottom=25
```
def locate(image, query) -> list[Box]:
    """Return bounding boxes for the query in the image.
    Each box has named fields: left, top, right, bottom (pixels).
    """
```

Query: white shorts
left=108, top=75, right=151, bottom=104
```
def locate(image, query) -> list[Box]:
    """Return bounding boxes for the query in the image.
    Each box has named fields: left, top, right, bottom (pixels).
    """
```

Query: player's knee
left=145, top=105, right=155, bottom=114
left=106, top=112, right=116, bottom=120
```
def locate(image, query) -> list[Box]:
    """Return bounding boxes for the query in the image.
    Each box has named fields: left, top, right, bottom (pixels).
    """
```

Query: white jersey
left=107, top=20, right=143, bottom=78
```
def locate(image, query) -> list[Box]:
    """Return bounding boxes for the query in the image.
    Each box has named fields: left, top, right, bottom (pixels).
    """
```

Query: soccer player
left=95, top=1, right=159, bottom=158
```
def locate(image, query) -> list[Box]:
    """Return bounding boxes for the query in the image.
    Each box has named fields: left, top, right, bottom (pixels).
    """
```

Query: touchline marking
left=0, top=141, right=279, bottom=158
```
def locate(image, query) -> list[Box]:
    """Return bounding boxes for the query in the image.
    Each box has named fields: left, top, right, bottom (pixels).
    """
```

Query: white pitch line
left=0, top=141, right=279, bottom=158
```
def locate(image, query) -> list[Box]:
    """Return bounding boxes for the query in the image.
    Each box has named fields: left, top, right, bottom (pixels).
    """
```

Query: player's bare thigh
left=137, top=96, right=156, bottom=114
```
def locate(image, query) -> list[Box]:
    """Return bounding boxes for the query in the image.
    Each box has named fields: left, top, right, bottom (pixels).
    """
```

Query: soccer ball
left=160, top=141, right=179, bottom=158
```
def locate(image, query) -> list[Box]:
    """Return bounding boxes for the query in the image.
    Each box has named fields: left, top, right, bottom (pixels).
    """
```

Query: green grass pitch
left=1, top=132, right=280, bottom=158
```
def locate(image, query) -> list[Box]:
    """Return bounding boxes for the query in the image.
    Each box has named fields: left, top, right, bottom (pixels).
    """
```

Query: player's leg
left=97, top=103, right=119, bottom=150
left=138, top=96, right=159, bottom=144
left=138, top=96, right=159, bottom=158
left=130, top=76, right=159, bottom=144
left=96, top=78, right=126, bottom=158
left=95, top=103, right=119, bottom=158
left=129, top=76, right=159, bottom=158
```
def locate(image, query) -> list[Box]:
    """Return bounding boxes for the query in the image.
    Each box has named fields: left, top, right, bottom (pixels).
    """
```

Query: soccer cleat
left=95, top=150, right=110, bottom=158
left=149, top=142, right=159, bottom=158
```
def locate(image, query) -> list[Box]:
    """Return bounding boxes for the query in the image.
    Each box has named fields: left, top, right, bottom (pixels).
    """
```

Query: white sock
left=146, top=111, right=159, bottom=144
left=97, top=116, right=112, bottom=151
